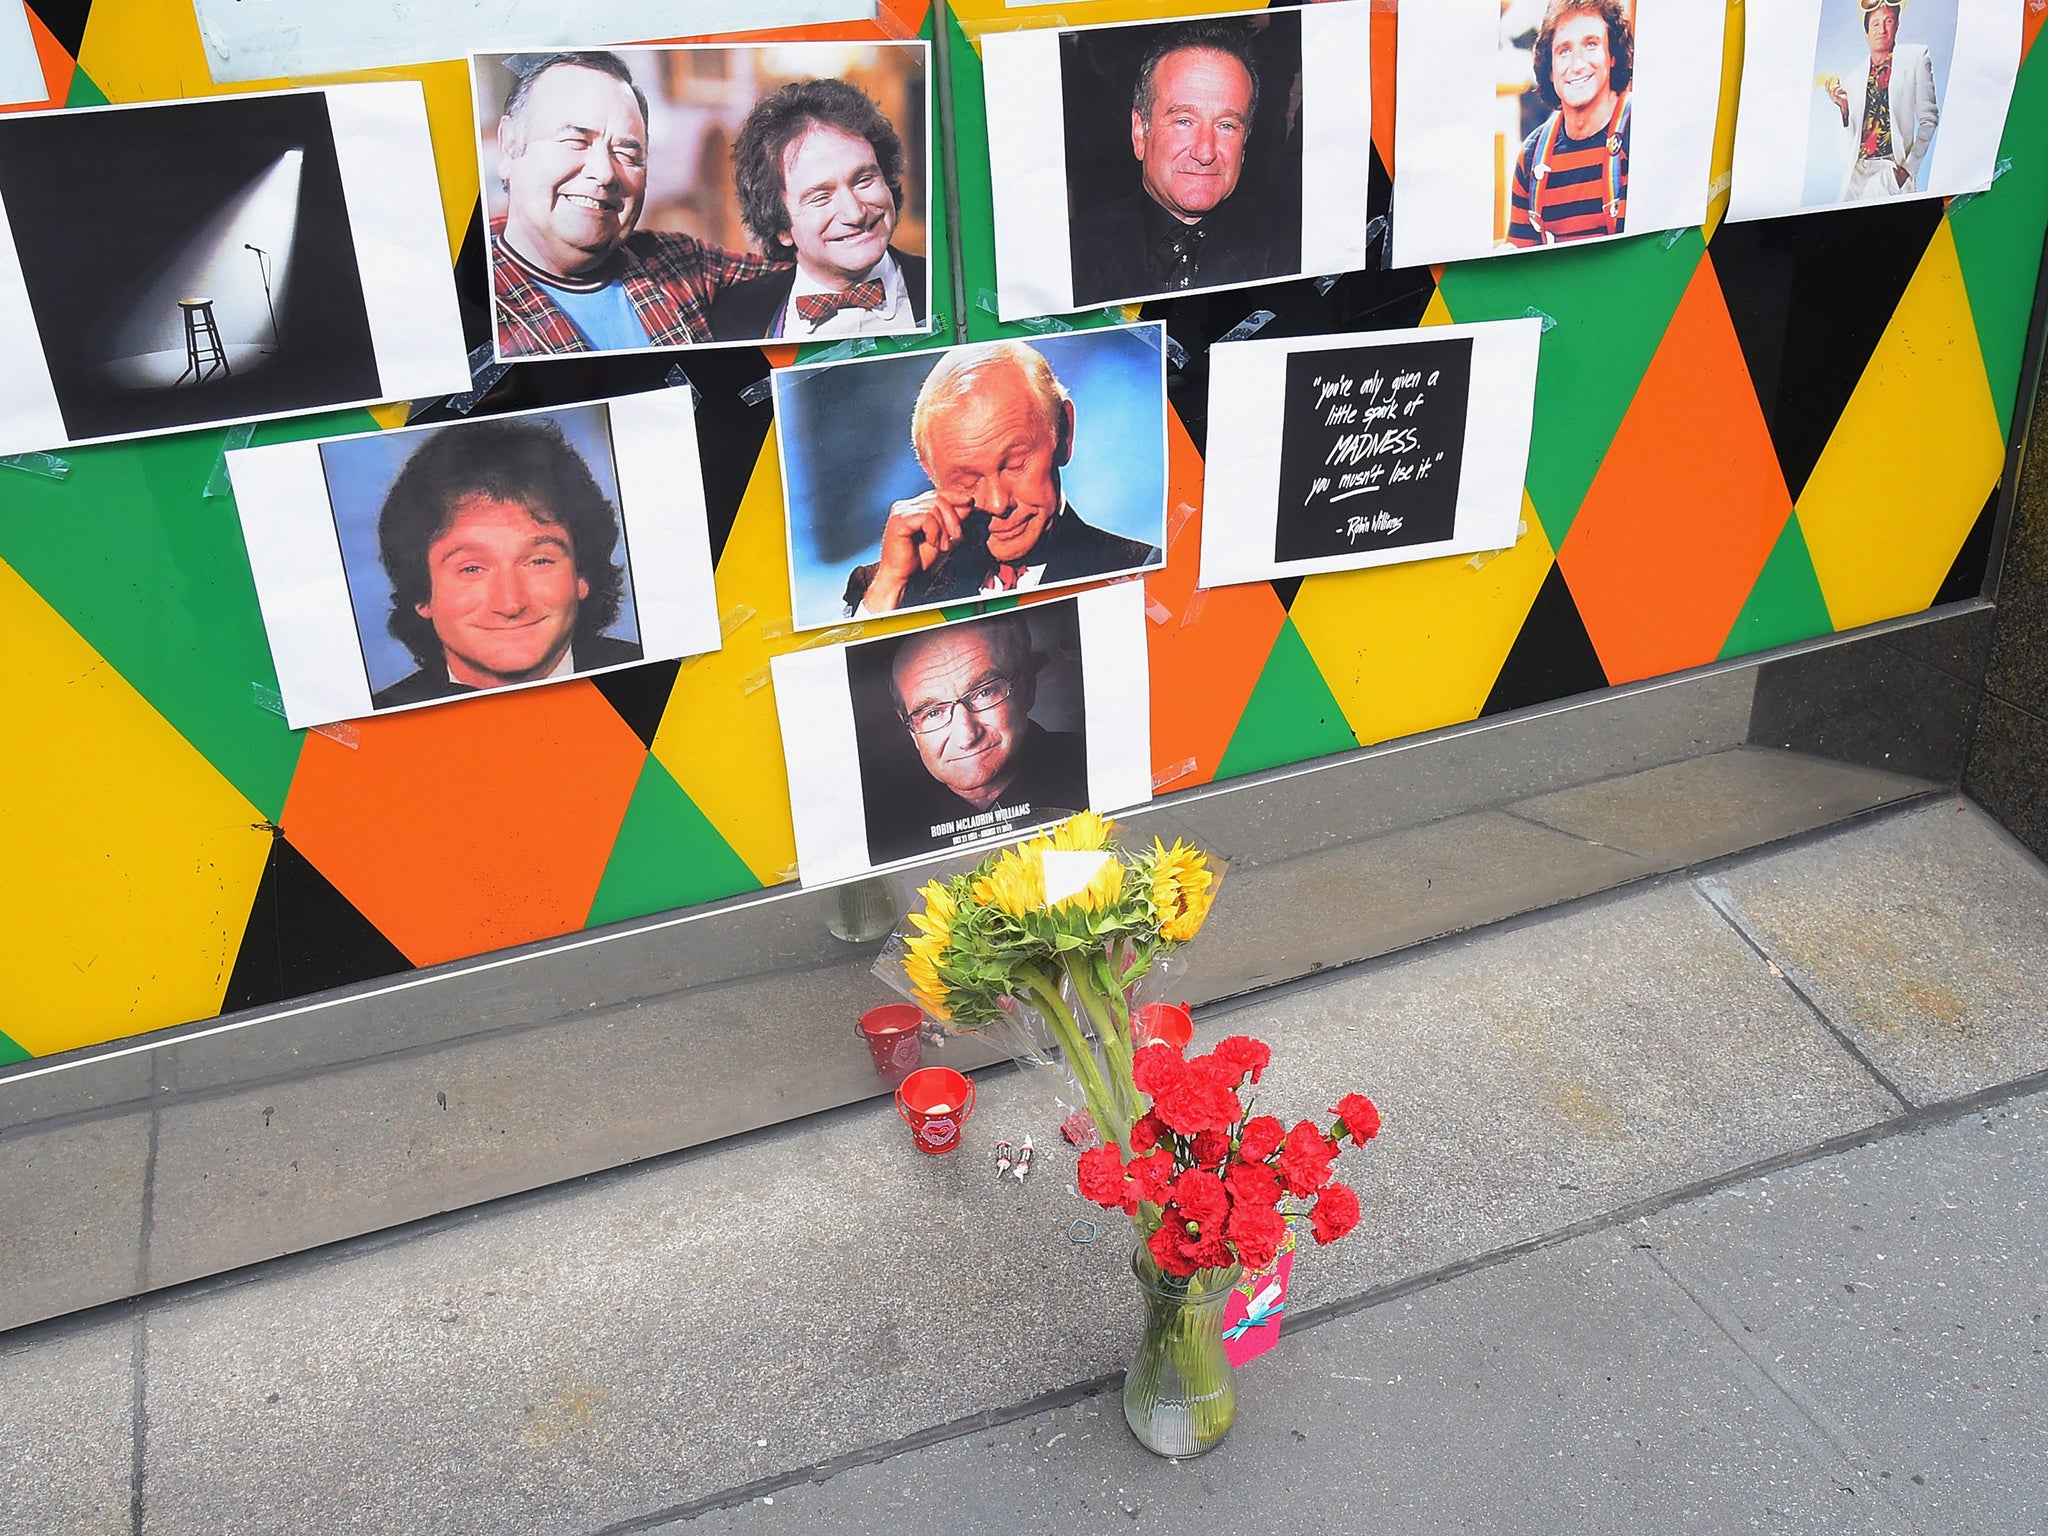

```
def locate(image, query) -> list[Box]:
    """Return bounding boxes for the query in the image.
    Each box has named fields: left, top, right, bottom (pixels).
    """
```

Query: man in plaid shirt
left=489, top=51, right=787, bottom=357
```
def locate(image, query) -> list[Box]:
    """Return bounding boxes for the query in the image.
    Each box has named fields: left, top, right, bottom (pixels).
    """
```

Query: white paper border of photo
left=1199, top=316, right=1542, bottom=587
left=1391, top=0, right=1726, bottom=268
left=0, top=81, right=469, bottom=458
left=228, top=387, right=721, bottom=730
left=474, top=38, right=935, bottom=364
left=192, top=0, right=878, bottom=83
left=773, top=318, right=1170, bottom=634
left=0, top=1, right=47, bottom=108
left=771, top=581, right=1154, bottom=888
left=984, top=2, right=1373, bottom=323
left=1727, top=0, right=2021, bottom=223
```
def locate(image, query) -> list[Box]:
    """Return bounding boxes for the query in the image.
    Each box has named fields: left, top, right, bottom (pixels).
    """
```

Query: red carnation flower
left=1237, top=1114, right=1285, bottom=1163
left=1127, top=1148, right=1175, bottom=1207
left=1147, top=1221, right=1197, bottom=1278
left=1211, top=1035, right=1272, bottom=1086
left=1226, top=1198, right=1288, bottom=1270
left=1275, top=1119, right=1337, bottom=1196
left=1333, top=1093, right=1381, bottom=1146
left=1169, top=1168, right=1228, bottom=1228
left=1224, top=1159, right=1282, bottom=1211
left=1152, top=1071, right=1244, bottom=1138
left=1190, top=1128, right=1232, bottom=1169
left=1149, top=1196, right=1232, bottom=1276
left=1131, top=1043, right=1184, bottom=1097
left=1129, top=1111, right=1166, bottom=1154
left=1076, top=1144, right=1128, bottom=1209
left=1310, top=1181, right=1362, bottom=1245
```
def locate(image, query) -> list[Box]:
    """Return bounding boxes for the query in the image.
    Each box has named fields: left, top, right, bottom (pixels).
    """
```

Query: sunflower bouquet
left=893, top=811, right=1215, bottom=1145
left=883, top=811, right=1381, bottom=1454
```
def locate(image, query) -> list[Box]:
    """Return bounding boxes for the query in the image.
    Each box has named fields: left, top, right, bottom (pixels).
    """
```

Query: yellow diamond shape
left=1, top=559, right=271, bottom=1057
left=1797, top=222, right=2004, bottom=633
left=1289, top=495, right=1555, bottom=750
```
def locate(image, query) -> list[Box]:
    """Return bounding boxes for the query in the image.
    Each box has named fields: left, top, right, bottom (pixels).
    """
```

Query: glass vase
left=1122, top=1251, right=1242, bottom=1457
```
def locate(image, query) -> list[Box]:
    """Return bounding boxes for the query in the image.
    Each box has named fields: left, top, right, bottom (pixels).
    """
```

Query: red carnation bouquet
left=1077, top=1036, right=1381, bottom=1276
left=887, top=812, right=1381, bottom=1453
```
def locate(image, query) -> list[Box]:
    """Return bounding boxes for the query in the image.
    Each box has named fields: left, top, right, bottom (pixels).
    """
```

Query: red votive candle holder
left=857, top=1003, right=925, bottom=1082
left=895, top=1066, right=976, bottom=1154
left=1133, top=1001, right=1194, bottom=1050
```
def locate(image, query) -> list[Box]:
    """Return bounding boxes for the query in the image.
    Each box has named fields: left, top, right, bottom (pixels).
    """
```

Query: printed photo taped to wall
left=226, top=391, right=723, bottom=730
left=1200, top=317, right=1543, bottom=588
left=1391, top=0, right=1728, bottom=268
left=0, top=83, right=467, bottom=455
left=473, top=39, right=933, bottom=360
left=771, top=583, right=1154, bottom=887
left=774, top=321, right=1169, bottom=634
left=981, top=4, right=1373, bottom=321
left=1726, top=0, right=2021, bottom=221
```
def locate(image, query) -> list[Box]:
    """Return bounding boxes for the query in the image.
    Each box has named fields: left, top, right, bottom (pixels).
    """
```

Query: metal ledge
left=0, top=602, right=1994, bottom=1331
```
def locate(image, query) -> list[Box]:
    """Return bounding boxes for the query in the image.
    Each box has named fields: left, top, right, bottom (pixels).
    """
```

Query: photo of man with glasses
left=849, top=608, right=1089, bottom=867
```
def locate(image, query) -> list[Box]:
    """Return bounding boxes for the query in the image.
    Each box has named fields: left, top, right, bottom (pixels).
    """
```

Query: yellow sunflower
left=1043, top=810, right=1116, bottom=854
left=903, top=879, right=958, bottom=1019
left=1056, top=851, right=1125, bottom=915
left=972, top=845, right=1046, bottom=917
left=1150, top=838, right=1216, bottom=942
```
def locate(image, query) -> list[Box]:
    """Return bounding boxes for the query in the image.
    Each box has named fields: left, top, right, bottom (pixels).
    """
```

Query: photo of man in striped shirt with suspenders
left=1506, top=0, right=1633, bottom=247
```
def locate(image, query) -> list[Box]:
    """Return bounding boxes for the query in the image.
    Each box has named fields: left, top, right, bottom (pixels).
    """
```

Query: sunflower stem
left=1017, top=966, right=1127, bottom=1146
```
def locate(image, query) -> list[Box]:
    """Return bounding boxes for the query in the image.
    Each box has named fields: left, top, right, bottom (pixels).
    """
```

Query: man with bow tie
left=709, top=77, right=929, bottom=342
left=841, top=339, right=1162, bottom=615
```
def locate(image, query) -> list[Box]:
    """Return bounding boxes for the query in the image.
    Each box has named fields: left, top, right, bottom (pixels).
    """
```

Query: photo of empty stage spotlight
left=0, top=91, right=380, bottom=443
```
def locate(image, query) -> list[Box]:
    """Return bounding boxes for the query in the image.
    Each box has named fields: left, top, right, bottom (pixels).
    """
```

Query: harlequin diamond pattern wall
left=1, top=0, right=2043, bottom=1063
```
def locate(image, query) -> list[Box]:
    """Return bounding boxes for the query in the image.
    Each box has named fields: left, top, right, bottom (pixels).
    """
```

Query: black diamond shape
left=1481, top=564, right=1608, bottom=717
left=222, top=834, right=413, bottom=1015
left=1709, top=199, right=1946, bottom=502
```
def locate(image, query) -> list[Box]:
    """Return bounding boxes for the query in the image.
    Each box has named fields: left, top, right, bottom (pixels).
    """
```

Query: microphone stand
left=245, top=244, right=278, bottom=353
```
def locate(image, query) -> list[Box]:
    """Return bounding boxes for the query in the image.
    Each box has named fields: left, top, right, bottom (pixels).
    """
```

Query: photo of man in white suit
left=1819, top=0, right=1940, bottom=200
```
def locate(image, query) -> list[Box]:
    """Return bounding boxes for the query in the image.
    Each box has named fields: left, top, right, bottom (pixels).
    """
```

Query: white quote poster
left=1201, top=317, right=1542, bottom=587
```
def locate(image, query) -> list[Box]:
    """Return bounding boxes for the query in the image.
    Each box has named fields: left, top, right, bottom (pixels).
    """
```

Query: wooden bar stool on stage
left=175, top=297, right=231, bottom=385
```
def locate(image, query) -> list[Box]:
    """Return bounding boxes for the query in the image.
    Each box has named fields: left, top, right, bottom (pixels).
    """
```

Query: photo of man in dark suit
left=710, top=77, right=928, bottom=342
left=854, top=609, right=1089, bottom=866
left=367, top=415, right=641, bottom=709
left=1065, top=17, right=1302, bottom=307
left=841, top=339, right=1160, bottom=614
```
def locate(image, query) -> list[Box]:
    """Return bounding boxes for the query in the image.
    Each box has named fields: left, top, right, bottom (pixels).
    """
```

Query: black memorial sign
left=1272, top=335, right=1473, bottom=564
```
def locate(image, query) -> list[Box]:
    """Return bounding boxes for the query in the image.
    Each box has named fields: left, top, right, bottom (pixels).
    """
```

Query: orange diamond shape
left=283, top=682, right=646, bottom=967
left=1558, top=252, right=1794, bottom=686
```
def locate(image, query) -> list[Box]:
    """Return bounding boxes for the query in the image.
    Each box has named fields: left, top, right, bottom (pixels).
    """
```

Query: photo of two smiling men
left=473, top=42, right=931, bottom=358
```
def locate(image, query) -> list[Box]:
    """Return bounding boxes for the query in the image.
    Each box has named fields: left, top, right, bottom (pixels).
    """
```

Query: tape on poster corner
left=0, top=450, right=69, bottom=480
left=204, top=424, right=258, bottom=499
left=663, top=364, right=702, bottom=407
left=1218, top=310, right=1278, bottom=344
left=445, top=343, right=513, bottom=416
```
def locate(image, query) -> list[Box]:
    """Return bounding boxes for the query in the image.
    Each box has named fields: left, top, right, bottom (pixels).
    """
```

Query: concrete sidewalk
left=4, top=795, right=2047, bottom=1535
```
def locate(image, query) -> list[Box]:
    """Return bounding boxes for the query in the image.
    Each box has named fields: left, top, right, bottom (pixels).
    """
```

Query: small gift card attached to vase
left=1222, top=1219, right=1299, bottom=1368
